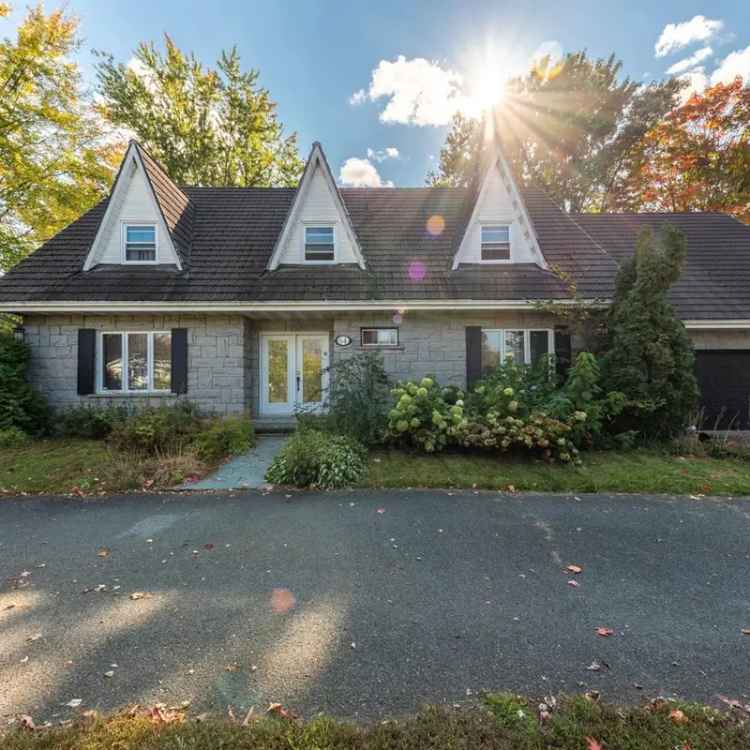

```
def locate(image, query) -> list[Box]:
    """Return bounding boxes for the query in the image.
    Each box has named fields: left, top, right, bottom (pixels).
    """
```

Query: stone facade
left=331, top=310, right=558, bottom=387
left=23, top=312, right=747, bottom=417
left=23, top=314, right=249, bottom=414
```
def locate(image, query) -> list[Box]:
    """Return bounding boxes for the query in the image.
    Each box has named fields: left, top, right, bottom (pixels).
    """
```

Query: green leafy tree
left=601, top=225, right=699, bottom=439
left=429, top=52, right=683, bottom=212
left=0, top=3, right=119, bottom=270
left=95, top=36, right=303, bottom=187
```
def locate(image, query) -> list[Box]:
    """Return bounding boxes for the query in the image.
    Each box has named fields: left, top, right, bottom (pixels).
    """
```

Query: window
left=99, top=331, right=171, bottom=393
left=361, top=327, right=399, bottom=347
left=305, top=226, right=335, bottom=262
left=481, top=329, right=551, bottom=373
left=480, top=224, right=510, bottom=261
left=124, top=224, right=157, bottom=262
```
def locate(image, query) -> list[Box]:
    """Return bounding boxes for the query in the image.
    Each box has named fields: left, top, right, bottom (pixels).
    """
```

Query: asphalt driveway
left=1, top=489, right=750, bottom=723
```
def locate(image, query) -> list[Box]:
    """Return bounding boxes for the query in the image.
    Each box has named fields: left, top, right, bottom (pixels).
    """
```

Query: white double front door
left=259, top=333, right=330, bottom=416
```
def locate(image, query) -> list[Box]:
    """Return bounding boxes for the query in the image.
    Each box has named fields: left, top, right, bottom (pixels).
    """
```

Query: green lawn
left=365, top=447, right=750, bottom=495
left=0, top=438, right=205, bottom=496
left=5, top=695, right=749, bottom=749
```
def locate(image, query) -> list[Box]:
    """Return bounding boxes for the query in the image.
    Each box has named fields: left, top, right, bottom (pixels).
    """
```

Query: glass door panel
left=297, top=336, right=327, bottom=407
left=261, top=335, right=294, bottom=414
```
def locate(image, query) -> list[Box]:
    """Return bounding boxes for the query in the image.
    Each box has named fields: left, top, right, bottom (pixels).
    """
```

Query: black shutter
left=554, top=327, right=572, bottom=380
left=77, top=329, right=96, bottom=395
left=171, top=328, right=188, bottom=394
left=465, top=326, right=482, bottom=389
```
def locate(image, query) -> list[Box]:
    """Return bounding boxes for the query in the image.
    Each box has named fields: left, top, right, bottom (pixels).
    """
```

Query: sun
left=466, top=45, right=510, bottom=117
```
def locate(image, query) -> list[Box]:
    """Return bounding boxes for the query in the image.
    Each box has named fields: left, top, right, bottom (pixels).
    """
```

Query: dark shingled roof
left=1, top=147, right=748, bottom=319
left=572, top=213, right=750, bottom=320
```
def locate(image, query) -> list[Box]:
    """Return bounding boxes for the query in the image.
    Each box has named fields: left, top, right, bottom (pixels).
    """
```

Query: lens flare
left=426, top=214, right=445, bottom=236
left=408, top=261, right=426, bottom=282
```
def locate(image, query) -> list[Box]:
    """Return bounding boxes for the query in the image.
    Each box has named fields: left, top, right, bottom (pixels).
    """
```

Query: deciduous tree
left=611, top=78, right=750, bottom=222
left=0, top=3, right=119, bottom=270
left=95, top=37, right=303, bottom=187
left=429, top=52, right=682, bottom=213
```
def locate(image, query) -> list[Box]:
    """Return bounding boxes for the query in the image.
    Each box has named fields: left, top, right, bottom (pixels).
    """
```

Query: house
left=0, top=140, right=749, bottom=428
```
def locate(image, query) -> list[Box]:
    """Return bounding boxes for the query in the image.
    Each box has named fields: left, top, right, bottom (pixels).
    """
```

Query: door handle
left=296, top=374, right=301, bottom=392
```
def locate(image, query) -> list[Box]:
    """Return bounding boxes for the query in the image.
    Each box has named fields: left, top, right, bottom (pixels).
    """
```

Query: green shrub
left=300, top=352, right=390, bottom=446
left=56, top=404, right=133, bottom=439
left=0, top=333, right=49, bottom=435
left=386, top=376, right=465, bottom=452
left=265, top=428, right=367, bottom=488
left=0, top=426, right=29, bottom=448
left=601, top=225, right=699, bottom=439
left=192, top=416, right=255, bottom=462
left=108, top=402, right=203, bottom=455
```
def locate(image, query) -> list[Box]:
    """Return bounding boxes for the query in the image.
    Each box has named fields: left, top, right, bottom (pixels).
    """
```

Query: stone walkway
left=180, top=434, right=288, bottom=490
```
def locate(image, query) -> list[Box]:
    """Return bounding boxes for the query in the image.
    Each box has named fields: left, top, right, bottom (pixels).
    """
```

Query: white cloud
left=711, top=45, right=750, bottom=85
left=349, top=88, right=367, bottom=106
left=339, top=157, right=393, bottom=188
left=352, top=55, right=472, bottom=127
left=666, top=46, right=713, bottom=75
left=655, top=15, right=723, bottom=57
left=678, top=68, right=709, bottom=102
left=366, top=146, right=400, bottom=162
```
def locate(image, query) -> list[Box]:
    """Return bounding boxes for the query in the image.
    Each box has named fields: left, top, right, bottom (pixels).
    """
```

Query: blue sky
left=3, top=1, right=750, bottom=186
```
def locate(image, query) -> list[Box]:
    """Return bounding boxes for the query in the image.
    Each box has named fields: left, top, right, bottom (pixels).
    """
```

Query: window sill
left=357, top=345, right=404, bottom=352
left=88, top=392, right=175, bottom=398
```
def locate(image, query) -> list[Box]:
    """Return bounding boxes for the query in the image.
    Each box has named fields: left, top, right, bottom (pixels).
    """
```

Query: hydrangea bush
left=386, top=353, right=624, bottom=463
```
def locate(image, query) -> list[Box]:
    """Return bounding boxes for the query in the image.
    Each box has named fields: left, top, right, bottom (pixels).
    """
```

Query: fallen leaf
left=129, top=592, right=148, bottom=601
left=267, top=703, right=294, bottom=720
left=103, top=671, right=114, bottom=678
left=669, top=708, right=689, bottom=725
left=596, top=627, right=614, bottom=637
left=26, top=633, right=42, bottom=642
left=204, top=543, right=214, bottom=551
left=567, top=580, right=580, bottom=587
left=376, top=507, right=386, bottom=514
left=585, top=738, right=602, bottom=750
left=566, top=564, right=583, bottom=574
left=96, top=547, right=110, bottom=558
left=65, top=699, right=83, bottom=708
left=742, top=629, right=750, bottom=635
left=18, top=715, right=36, bottom=730
left=241, top=706, right=255, bottom=725
left=20, top=656, right=29, bottom=664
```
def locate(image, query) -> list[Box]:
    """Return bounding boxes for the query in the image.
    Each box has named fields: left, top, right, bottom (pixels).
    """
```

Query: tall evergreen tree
left=601, top=225, right=699, bottom=438
left=0, top=3, right=119, bottom=271
left=429, top=52, right=682, bottom=212
left=95, top=37, right=303, bottom=187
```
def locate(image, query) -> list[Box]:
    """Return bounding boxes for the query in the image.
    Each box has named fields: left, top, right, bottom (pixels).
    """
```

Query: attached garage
left=694, top=350, right=750, bottom=429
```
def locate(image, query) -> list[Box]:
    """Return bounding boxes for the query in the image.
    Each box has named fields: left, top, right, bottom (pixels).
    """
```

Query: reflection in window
left=102, top=334, right=122, bottom=390
left=530, top=331, right=549, bottom=365
left=302, top=338, right=323, bottom=403
left=153, top=333, right=172, bottom=391
left=480, top=329, right=552, bottom=372
left=504, top=330, right=525, bottom=363
left=268, top=339, right=288, bottom=403
left=98, top=331, right=171, bottom=393
left=481, top=330, right=503, bottom=374
left=128, top=333, right=148, bottom=390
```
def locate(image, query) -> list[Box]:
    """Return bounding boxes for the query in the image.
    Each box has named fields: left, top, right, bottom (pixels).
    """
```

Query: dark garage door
left=695, top=350, right=750, bottom=429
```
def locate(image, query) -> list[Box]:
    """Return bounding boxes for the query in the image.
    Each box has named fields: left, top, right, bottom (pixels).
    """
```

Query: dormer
left=267, top=142, right=365, bottom=270
left=452, top=145, right=546, bottom=269
left=83, top=141, right=192, bottom=271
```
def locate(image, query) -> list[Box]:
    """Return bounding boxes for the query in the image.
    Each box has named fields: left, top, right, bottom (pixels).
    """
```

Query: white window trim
left=302, top=222, right=337, bottom=265
left=96, top=330, right=171, bottom=394
left=121, top=221, right=159, bottom=265
left=481, top=328, right=555, bottom=365
left=361, top=327, right=399, bottom=347
left=479, top=221, right=512, bottom=264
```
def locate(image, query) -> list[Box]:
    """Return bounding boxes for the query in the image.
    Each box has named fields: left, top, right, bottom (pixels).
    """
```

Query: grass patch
left=4, top=695, right=750, bottom=749
left=365, top=447, right=750, bottom=495
left=0, top=438, right=207, bottom=496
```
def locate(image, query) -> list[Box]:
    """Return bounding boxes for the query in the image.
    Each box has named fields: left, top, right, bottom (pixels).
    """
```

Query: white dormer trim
left=267, top=142, right=366, bottom=270
left=83, top=142, right=182, bottom=271
left=452, top=148, right=547, bottom=270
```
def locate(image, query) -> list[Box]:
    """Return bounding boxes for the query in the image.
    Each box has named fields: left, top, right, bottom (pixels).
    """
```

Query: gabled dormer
left=83, top=141, right=193, bottom=271
left=267, top=142, right=365, bottom=270
left=452, top=143, right=546, bottom=270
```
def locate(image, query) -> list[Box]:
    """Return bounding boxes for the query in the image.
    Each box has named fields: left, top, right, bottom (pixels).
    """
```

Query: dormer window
left=304, top=225, right=335, bottom=262
left=123, top=223, right=157, bottom=263
left=480, top=225, right=511, bottom=261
